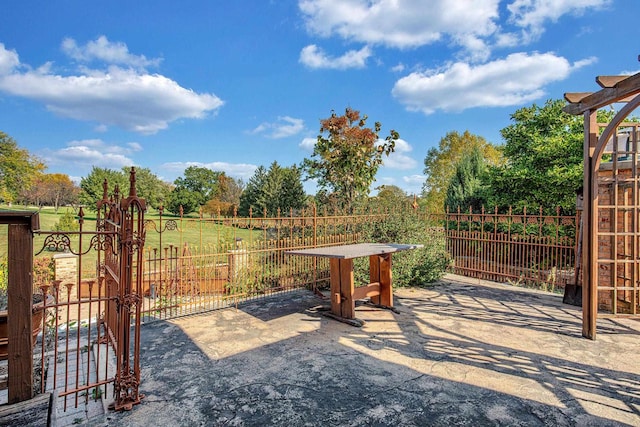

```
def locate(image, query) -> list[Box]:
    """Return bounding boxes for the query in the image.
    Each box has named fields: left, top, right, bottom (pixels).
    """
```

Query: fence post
left=4, top=211, right=39, bottom=404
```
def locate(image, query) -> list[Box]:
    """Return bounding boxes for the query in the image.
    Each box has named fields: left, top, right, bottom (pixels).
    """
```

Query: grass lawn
left=0, top=204, right=255, bottom=278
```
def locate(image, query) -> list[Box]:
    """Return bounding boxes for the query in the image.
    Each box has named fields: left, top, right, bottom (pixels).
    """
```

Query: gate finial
left=128, top=167, right=138, bottom=198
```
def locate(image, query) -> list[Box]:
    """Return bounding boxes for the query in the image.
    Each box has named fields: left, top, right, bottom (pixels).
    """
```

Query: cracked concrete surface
left=85, top=274, right=640, bottom=426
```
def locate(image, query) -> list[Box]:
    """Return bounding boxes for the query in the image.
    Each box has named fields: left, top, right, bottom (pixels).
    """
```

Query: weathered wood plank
left=379, top=254, right=393, bottom=307
left=353, top=282, right=380, bottom=301
left=330, top=259, right=341, bottom=317
left=564, top=92, right=592, bottom=103
left=7, top=223, right=34, bottom=403
left=369, top=255, right=381, bottom=305
left=0, top=392, right=54, bottom=426
left=285, top=243, right=423, bottom=259
left=596, top=75, right=628, bottom=88
left=339, top=259, right=354, bottom=319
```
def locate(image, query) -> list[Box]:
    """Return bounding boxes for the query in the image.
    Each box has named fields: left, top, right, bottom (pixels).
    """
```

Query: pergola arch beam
left=564, top=73, right=640, bottom=115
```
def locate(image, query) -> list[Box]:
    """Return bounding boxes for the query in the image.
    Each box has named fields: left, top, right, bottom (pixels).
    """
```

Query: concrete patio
left=81, top=274, right=640, bottom=426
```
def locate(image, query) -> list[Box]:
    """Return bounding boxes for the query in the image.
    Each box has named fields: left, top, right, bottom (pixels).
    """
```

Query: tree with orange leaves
left=302, top=108, right=398, bottom=213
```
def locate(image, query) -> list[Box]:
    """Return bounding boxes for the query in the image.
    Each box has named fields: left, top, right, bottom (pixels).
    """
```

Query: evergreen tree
left=238, top=162, right=306, bottom=216
left=445, top=146, right=486, bottom=212
left=421, top=130, right=501, bottom=214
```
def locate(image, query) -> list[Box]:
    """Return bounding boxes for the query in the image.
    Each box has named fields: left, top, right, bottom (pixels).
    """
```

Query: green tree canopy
left=125, top=167, right=172, bottom=209
left=238, top=162, right=306, bottom=216
left=0, top=131, right=45, bottom=204
left=421, top=130, right=502, bottom=214
left=79, top=167, right=127, bottom=209
left=174, top=166, right=225, bottom=206
left=166, top=186, right=201, bottom=216
left=302, top=108, right=398, bottom=213
left=373, top=185, right=409, bottom=209
left=484, top=99, right=605, bottom=213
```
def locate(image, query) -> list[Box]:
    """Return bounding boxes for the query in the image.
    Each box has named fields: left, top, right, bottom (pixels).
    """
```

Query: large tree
left=166, top=166, right=235, bottom=215
left=79, top=167, right=128, bottom=209
left=238, top=162, right=306, bottom=216
left=484, top=99, right=604, bottom=213
left=0, top=131, right=45, bottom=204
left=22, top=173, right=79, bottom=212
left=174, top=166, right=225, bottom=206
left=373, top=185, right=409, bottom=209
left=217, top=175, right=244, bottom=206
left=124, top=167, right=172, bottom=209
left=302, top=108, right=398, bottom=213
left=422, top=130, right=502, bottom=214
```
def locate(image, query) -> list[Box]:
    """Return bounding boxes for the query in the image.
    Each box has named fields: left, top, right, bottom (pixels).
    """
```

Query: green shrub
left=55, top=210, right=79, bottom=231
left=356, top=210, right=450, bottom=287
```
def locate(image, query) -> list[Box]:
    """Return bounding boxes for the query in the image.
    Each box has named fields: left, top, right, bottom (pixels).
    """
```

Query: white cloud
left=43, top=139, right=139, bottom=170
left=61, top=36, right=162, bottom=69
left=299, top=137, right=316, bottom=152
left=300, top=44, right=371, bottom=70
left=391, top=63, right=405, bottom=73
left=0, top=43, right=19, bottom=75
left=162, top=161, right=258, bottom=181
left=250, top=116, right=305, bottom=138
left=0, top=42, right=224, bottom=134
left=300, top=0, right=498, bottom=48
left=403, top=174, right=426, bottom=185
left=402, top=174, right=427, bottom=195
left=507, top=0, right=611, bottom=41
left=382, top=138, right=417, bottom=170
left=392, top=52, right=594, bottom=114
left=299, top=0, right=499, bottom=59
left=299, top=0, right=610, bottom=61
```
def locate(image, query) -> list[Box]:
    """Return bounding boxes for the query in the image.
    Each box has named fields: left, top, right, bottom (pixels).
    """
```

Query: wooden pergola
left=564, top=72, right=640, bottom=339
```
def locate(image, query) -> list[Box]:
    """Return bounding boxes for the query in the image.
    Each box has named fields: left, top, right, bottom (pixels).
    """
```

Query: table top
left=285, top=243, right=423, bottom=259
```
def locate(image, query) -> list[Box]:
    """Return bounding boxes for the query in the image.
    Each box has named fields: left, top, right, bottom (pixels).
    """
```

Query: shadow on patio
left=85, top=274, right=640, bottom=426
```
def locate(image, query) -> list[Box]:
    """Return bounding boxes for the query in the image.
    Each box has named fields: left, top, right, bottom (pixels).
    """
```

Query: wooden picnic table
left=285, top=243, right=423, bottom=326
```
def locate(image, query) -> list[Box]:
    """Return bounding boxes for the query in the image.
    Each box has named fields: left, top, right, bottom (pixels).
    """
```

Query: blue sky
left=0, top=0, right=638, bottom=196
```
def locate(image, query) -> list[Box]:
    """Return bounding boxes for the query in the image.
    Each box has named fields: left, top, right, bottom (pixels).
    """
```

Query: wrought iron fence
left=140, top=206, right=391, bottom=321
left=445, top=206, right=579, bottom=291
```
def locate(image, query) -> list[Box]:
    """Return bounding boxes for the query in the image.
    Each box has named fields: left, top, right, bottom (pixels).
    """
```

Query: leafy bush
left=356, top=210, right=450, bottom=287
left=55, top=210, right=79, bottom=231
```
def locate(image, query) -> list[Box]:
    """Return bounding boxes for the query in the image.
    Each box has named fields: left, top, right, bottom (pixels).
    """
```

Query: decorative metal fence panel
left=140, top=206, right=390, bottom=321
left=445, top=207, right=579, bottom=291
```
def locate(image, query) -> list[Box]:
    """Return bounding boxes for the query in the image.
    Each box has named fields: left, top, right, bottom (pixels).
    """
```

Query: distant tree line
left=3, top=100, right=604, bottom=219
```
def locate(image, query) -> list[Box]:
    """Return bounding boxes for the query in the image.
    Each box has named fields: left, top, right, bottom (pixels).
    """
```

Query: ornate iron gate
left=31, top=168, right=145, bottom=412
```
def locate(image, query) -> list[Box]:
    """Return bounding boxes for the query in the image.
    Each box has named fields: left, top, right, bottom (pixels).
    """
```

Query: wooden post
left=582, top=110, right=598, bottom=339
left=379, top=254, right=392, bottom=307
left=7, top=219, right=36, bottom=403
left=339, top=259, right=354, bottom=318
left=369, top=255, right=381, bottom=305
left=330, top=259, right=341, bottom=317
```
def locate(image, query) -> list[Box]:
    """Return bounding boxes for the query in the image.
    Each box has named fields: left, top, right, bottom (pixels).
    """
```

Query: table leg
left=369, top=254, right=392, bottom=307
left=330, top=258, right=355, bottom=319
